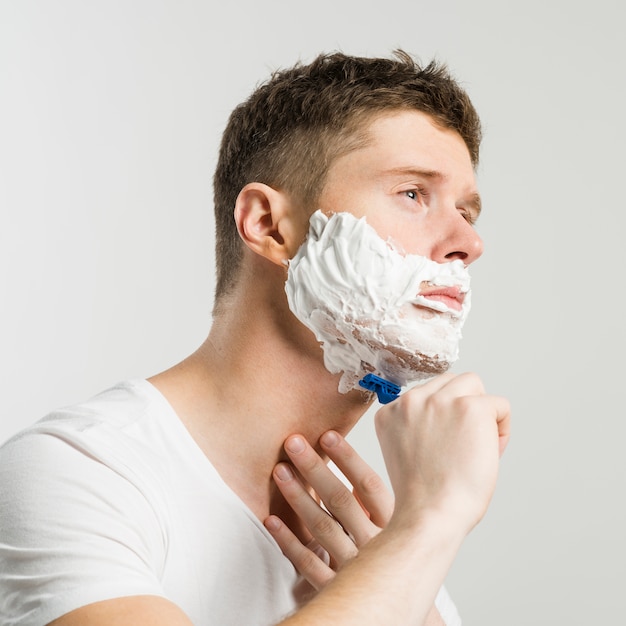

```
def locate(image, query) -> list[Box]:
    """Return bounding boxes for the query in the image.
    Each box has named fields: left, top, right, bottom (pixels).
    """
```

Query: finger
left=413, top=371, right=457, bottom=394
left=319, top=430, right=394, bottom=528
left=264, top=515, right=335, bottom=591
left=435, top=371, right=486, bottom=397
left=491, top=394, right=511, bottom=457
left=375, top=372, right=480, bottom=426
left=273, top=462, right=359, bottom=565
left=464, top=394, right=511, bottom=457
left=283, top=436, right=379, bottom=546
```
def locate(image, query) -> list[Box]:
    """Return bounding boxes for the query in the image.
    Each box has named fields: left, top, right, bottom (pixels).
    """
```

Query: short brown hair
left=212, top=50, right=481, bottom=307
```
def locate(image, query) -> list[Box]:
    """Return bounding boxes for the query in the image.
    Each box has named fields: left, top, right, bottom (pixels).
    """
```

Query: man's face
left=285, top=110, right=484, bottom=393
left=318, top=110, right=483, bottom=268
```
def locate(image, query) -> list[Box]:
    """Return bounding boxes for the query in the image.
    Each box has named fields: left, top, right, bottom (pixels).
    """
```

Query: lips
left=418, top=285, right=465, bottom=312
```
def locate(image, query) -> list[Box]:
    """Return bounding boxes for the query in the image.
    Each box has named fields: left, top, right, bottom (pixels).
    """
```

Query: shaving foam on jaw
left=285, top=210, right=472, bottom=394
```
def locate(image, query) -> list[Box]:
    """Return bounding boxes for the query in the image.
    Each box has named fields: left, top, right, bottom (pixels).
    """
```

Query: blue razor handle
left=359, top=374, right=401, bottom=404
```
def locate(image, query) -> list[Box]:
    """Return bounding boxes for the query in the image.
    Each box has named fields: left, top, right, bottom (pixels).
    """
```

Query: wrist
left=385, top=506, right=469, bottom=557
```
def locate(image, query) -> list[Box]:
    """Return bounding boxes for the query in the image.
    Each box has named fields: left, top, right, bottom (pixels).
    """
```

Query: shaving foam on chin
left=285, top=210, right=472, bottom=393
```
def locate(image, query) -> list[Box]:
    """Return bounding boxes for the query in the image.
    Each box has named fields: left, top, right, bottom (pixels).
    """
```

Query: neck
left=149, top=283, right=373, bottom=522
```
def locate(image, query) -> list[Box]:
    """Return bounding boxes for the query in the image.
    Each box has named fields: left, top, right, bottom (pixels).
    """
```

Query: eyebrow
left=383, top=166, right=482, bottom=219
left=383, top=166, right=447, bottom=181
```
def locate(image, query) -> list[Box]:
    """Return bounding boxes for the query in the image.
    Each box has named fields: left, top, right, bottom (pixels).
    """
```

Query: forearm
left=277, top=515, right=464, bottom=626
left=272, top=375, right=510, bottom=625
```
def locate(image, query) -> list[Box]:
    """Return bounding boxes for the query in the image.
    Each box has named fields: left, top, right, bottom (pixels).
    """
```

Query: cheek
left=365, top=212, right=432, bottom=257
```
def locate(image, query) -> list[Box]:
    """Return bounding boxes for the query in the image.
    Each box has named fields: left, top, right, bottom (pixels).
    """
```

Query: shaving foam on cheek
left=285, top=210, right=472, bottom=394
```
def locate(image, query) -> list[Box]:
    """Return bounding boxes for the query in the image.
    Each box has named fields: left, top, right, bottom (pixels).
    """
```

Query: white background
left=1, top=1, right=625, bottom=624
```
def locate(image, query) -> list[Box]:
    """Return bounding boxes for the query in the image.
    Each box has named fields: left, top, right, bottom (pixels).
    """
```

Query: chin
left=340, top=342, right=454, bottom=393
left=320, top=322, right=458, bottom=394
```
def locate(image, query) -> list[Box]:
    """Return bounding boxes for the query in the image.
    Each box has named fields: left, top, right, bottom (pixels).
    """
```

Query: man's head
left=285, top=107, right=483, bottom=391
left=212, top=50, right=482, bottom=311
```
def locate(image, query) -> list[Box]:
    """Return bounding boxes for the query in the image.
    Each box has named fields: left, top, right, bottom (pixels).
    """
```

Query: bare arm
left=47, top=596, right=194, bottom=626
left=269, top=372, right=511, bottom=626
left=264, top=431, right=444, bottom=624
left=279, top=515, right=462, bottom=625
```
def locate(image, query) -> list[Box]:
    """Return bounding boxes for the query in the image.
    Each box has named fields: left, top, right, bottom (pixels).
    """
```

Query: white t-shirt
left=0, top=380, right=461, bottom=625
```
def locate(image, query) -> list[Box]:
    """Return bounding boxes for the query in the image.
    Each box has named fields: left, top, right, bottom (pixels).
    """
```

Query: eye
left=458, top=207, right=478, bottom=226
left=404, top=186, right=428, bottom=201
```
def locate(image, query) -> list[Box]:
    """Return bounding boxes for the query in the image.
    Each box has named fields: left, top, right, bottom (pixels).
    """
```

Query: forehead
left=360, top=110, right=474, bottom=175
left=320, top=110, right=477, bottom=201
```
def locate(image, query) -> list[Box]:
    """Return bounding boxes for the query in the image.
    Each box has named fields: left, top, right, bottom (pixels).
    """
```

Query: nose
left=430, top=210, right=484, bottom=265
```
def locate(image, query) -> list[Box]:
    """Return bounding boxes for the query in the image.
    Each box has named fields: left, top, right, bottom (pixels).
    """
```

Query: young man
left=0, top=51, right=510, bottom=625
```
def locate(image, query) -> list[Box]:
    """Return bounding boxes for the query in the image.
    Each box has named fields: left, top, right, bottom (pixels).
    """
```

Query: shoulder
left=0, top=379, right=181, bottom=482
left=0, top=379, right=184, bottom=553
left=0, top=380, right=183, bottom=626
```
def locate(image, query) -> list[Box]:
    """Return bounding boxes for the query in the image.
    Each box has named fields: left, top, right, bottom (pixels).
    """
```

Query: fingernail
left=320, top=430, right=339, bottom=448
left=285, top=436, right=305, bottom=454
left=274, top=463, right=294, bottom=481
left=264, top=516, right=281, bottom=532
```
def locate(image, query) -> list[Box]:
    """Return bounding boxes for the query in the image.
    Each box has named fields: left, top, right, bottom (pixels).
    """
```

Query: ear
left=234, top=183, right=304, bottom=266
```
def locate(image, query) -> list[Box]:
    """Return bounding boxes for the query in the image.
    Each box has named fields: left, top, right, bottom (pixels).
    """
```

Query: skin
left=318, top=111, right=484, bottom=262
left=49, top=110, right=510, bottom=626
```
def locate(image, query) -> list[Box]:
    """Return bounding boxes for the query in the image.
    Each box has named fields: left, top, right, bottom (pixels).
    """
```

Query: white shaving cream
left=285, top=210, right=472, bottom=393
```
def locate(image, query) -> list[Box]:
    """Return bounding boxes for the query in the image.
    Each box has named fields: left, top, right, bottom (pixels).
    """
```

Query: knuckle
left=453, top=395, right=475, bottom=414
left=390, top=394, right=415, bottom=424
left=312, top=512, right=338, bottom=537
left=294, top=549, right=323, bottom=575
left=358, top=472, right=385, bottom=497
left=326, top=486, right=353, bottom=512
left=395, top=394, right=413, bottom=418
left=425, top=392, right=446, bottom=415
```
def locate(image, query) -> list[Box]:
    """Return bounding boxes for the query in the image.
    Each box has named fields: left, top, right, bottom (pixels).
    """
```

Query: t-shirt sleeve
left=0, top=430, right=168, bottom=626
left=435, top=585, right=462, bottom=626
